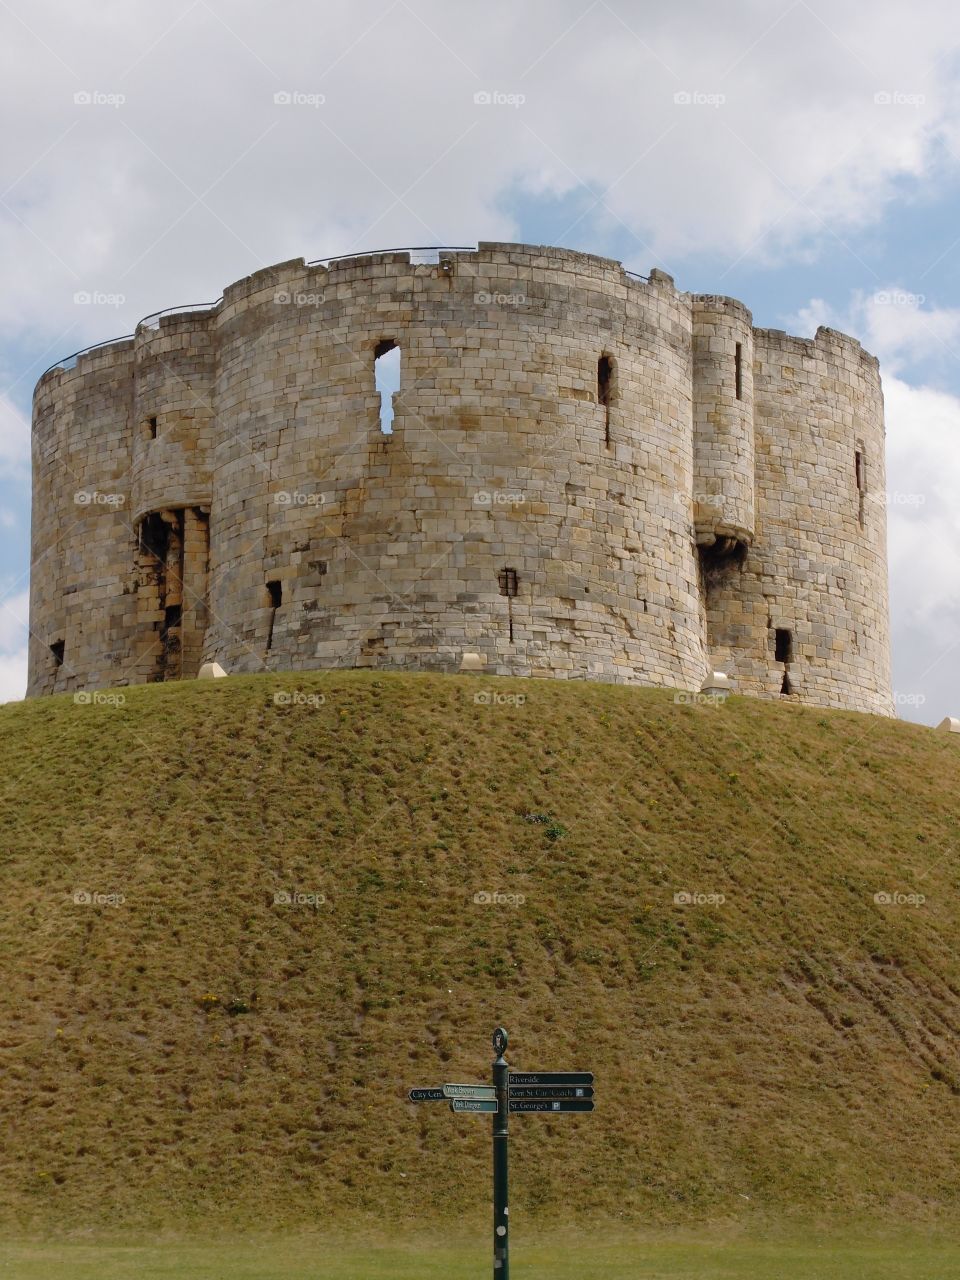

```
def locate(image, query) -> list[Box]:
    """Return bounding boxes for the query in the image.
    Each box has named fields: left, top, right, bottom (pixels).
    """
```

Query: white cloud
left=0, top=590, right=29, bottom=703
left=0, top=397, right=31, bottom=476
left=2, top=0, right=960, bottom=352
left=0, top=648, right=28, bottom=704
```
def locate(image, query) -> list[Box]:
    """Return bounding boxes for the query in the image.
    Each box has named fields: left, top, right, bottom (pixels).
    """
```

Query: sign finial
left=493, top=1026, right=508, bottom=1056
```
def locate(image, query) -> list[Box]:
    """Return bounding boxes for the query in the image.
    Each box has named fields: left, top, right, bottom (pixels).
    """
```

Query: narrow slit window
left=498, top=568, right=519, bottom=598
left=598, top=355, right=613, bottom=446
left=498, top=567, right=519, bottom=643
left=855, top=447, right=866, bottom=528
left=735, top=343, right=743, bottom=400
left=374, top=339, right=400, bottom=435
left=774, top=628, right=792, bottom=664
left=147, top=416, right=158, bottom=440
left=50, top=640, right=64, bottom=668
left=265, top=580, right=282, bottom=651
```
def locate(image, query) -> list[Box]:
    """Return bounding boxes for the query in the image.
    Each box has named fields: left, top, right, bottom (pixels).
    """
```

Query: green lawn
left=4, top=1232, right=960, bottom=1279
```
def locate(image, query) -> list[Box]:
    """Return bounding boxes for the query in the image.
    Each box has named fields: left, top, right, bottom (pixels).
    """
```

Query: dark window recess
left=855, top=447, right=866, bottom=528
left=50, top=640, right=64, bottom=667
left=498, top=568, right=519, bottom=598
left=266, top=580, right=282, bottom=651
left=774, top=628, right=792, bottom=663
left=374, top=339, right=400, bottom=435
left=163, top=605, right=182, bottom=632
left=147, top=416, right=158, bottom=439
left=735, top=343, right=743, bottom=400
left=498, top=567, right=519, bottom=644
left=139, top=512, right=169, bottom=561
left=781, top=670, right=793, bottom=696
left=598, top=355, right=613, bottom=446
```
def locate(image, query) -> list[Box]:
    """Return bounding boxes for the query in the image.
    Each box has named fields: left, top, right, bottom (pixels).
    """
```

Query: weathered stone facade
left=28, top=243, right=893, bottom=714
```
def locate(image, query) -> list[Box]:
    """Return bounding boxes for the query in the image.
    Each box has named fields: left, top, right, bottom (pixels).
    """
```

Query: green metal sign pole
left=492, top=1027, right=509, bottom=1279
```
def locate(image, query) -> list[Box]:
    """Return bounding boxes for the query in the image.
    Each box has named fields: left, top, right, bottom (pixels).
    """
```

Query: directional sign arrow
left=408, top=1088, right=445, bottom=1102
left=443, top=1083, right=497, bottom=1100
left=451, top=1098, right=499, bottom=1113
left=509, top=1086, right=594, bottom=1100
left=510, top=1099, right=595, bottom=1113
left=508, top=1072, right=594, bottom=1086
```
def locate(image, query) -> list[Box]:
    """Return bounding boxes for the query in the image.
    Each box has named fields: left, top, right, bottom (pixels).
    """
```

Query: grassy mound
left=1, top=670, right=959, bottom=1233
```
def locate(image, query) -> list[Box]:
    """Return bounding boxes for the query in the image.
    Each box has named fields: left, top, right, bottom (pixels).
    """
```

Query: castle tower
left=27, top=244, right=893, bottom=715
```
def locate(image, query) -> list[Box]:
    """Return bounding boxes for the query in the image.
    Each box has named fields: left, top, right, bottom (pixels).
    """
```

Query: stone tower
left=28, top=243, right=893, bottom=714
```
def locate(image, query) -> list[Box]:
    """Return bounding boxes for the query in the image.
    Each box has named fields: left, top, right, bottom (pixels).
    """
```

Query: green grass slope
left=1, top=671, right=960, bottom=1234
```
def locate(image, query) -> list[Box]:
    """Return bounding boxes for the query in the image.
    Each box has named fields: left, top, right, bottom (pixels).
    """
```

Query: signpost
left=406, top=1027, right=596, bottom=1278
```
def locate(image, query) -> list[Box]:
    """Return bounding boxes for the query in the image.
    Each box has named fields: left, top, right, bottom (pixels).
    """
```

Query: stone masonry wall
left=27, top=244, right=893, bottom=715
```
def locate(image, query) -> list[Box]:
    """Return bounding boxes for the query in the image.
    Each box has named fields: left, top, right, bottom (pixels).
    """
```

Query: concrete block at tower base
left=935, top=716, right=960, bottom=734
left=198, top=662, right=228, bottom=680
left=459, top=652, right=487, bottom=672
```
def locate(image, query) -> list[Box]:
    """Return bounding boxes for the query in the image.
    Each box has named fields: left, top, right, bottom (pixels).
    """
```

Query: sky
left=1, top=0, right=958, bottom=724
